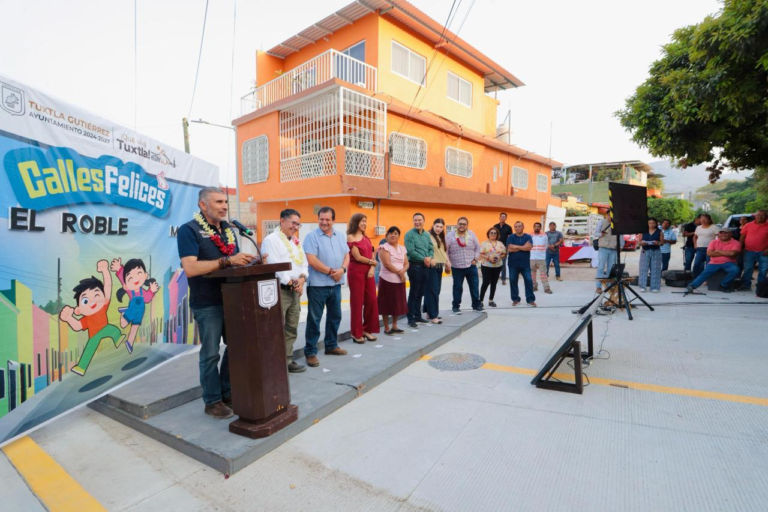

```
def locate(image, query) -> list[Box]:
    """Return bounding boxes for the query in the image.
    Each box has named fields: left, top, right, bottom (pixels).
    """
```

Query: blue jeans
left=684, top=246, right=696, bottom=271
left=407, top=264, right=429, bottom=322
left=451, top=266, right=480, bottom=309
left=304, top=285, right=342, bottom=356
left=661, top=252, right=671, bottom=272
left=192, top=305, right=231, bottom=406
left=501, top=255, right=508, bottom=281
left=693, top=247, right=709, bottom=278
left=508, top=265, right=535, bottom=304
left=423, top=266, right=443, bottom=319
left=595, top=247, right=617, bottom=288
left=689, top=262, right=740, bottom=290
left=545, top=252, right=560, bottom=277
left=741, top=250, right=768, bottom=289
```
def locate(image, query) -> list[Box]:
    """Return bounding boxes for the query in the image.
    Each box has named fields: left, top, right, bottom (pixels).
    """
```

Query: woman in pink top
left=347, top=213, right=379, bottom=343
left=378, top=226, right=409, bottom=335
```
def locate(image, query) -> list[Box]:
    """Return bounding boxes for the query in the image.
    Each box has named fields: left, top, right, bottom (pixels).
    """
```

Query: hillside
left=649, top=160, right=752, bottom=195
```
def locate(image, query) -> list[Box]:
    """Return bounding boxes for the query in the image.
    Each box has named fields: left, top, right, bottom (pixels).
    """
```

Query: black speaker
left=609, top=182, right=648, bottom=235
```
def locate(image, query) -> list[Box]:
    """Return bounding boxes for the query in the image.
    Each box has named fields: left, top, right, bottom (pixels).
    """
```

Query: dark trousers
left=192, top=305, right=230, bottom=406
left=304, top=285, right=342, bottom=356
left=693, top=247, right=709, bottom=278
left=500, top=255, right=508, bottom=281
left=423, top=266, right=443, bottom=319
left=480, top=265, right=502, bottom=301
left=509, top=265, right=536, bottom=304
left=407, top=264, right=429, bottom=322
left=545, top=252, right=560, bottom=277
left=452, top=266, right=480, bottom=309
left=684, top=246, right=696, bottom=271
left=661, top=252, right=671, bottom=272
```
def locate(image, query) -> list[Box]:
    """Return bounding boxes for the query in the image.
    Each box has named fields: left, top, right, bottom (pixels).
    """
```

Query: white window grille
left=493, top=166, right=498, bottom=182
left=445, top=147, right=473, bottom=178
left=512, top=166, right=529, bottom=190
left=499, top=160, right=504, bottom=177
left=447, top=72, right=472, bottom=107
left=389, top=132, right=427, bottom=169
left=242, top=135, right=268, bottom=184
left=278, top=87, right=386, bottom=182
left=537, top=173, right=548, bottom=192
left=262, top=220, right=280, bottom=236
left=392, top=41, right=426, bottom=85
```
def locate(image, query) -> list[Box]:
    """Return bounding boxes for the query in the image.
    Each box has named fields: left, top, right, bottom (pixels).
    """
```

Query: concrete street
left=5, top=248, right=768, bottom=511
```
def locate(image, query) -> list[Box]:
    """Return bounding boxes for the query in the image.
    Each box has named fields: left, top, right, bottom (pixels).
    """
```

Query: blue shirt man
left=660, top=219, right=677, bottom=271
left=303, top=207, right=350, bottom=367
left=506, top=222, right=536, bottom=306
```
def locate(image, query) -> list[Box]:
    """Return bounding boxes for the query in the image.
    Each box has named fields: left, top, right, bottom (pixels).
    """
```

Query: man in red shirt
left=686, top=228, right=742, bottom=293
left=739, top=210, right=768, bottom=291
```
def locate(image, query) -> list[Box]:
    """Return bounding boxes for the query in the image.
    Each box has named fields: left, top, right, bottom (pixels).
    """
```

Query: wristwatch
left=342, top=267, right=347, bottom=273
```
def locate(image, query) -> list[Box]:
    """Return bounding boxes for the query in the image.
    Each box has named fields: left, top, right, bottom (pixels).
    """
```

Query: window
left=338, top=41, right=366, bottom=85
left=262, top=220, right=280, bottom=236
left=493, top=166, right=498, bottom=183
left=0, top=368, right=4, bottom=399
left=445, top=147, right=473, bottom=178
left=537, top=174, right=548, bottom=192
left=344, top=129, right=373, bottom=152
left=391, top=41, right=426, bottom=85
left=389, top=132, right=427, bottom=169
left=243, top=135, right=269, bottom=184
left=499, top=161, right=503, bottom=177
left=447, top=72, right=472, bottom=107
left=512, top=166, right=529, bottom=190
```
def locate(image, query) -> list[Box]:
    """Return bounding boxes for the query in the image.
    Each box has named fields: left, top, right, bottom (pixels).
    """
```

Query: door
left=7, top=361, right=19, bottom=412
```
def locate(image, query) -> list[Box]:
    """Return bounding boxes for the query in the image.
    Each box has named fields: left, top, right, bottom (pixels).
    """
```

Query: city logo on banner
left=4, top=145, right=172, bottom=218
left=1, top=82, right=25, bottom=116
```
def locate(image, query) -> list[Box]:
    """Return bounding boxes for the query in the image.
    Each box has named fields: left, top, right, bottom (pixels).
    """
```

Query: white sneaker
left=639, top=287, right=647, bottom=292
left=652, top=289, right=660, bottom=293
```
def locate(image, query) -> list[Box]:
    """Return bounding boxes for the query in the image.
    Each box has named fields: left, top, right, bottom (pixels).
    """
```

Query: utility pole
left=57, top=258, right=62, bottom=382
left=182, top=117, right=190, bottom=154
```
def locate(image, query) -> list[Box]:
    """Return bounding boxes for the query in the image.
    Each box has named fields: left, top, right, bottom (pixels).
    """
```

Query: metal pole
left=234, top=128, right=241, bottom=224
left=182, top=117, right=190, bottom=153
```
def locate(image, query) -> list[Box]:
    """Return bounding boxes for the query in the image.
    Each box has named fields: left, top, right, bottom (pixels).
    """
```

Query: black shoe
left=288, top=361, right=306, bottom=373
left=407, top=322, right=419, bottom=329
left=738, top=287, right=751, bottom=292
left=489, top=301, right=497, bottom=307
left=451, top=307, right=461, bottom=314
left=719, top=286, right=733, bottom=293
left=472, top=306, right=484, bottom=312
left=415, top=318, right=429, bottom=324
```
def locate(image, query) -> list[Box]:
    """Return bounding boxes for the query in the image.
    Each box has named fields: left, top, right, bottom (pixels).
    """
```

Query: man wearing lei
left=261, top=209, right=309, bottom=374
left=177, top=187, right=258, bottom=419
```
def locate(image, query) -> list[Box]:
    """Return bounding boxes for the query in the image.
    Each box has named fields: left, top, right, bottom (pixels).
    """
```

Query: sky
left=0, top=0, right=723, bottom=186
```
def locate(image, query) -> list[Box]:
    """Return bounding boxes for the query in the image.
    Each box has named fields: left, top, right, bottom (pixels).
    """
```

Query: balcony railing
left=241, top=49, right=377, bottom=115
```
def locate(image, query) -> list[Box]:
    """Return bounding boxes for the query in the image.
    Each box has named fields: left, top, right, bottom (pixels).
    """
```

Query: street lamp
left=190, top=119, right=241, bottom=223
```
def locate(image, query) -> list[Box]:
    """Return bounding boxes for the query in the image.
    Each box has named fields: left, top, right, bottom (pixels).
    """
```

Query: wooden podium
left=208, top=263, right=298, bottom=438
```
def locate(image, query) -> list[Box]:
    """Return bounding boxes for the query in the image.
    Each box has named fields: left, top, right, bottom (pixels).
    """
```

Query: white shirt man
left=261, top=209, right=309, bottom=373
left=530, top=222, right=552, bottom=294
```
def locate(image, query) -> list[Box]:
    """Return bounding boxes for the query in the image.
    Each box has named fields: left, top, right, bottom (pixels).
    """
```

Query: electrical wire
left=187, top=0, right=210, bottom=120
left=225, top=0, right=237, bottom=188
left=392, top=0, right=459, bottom=137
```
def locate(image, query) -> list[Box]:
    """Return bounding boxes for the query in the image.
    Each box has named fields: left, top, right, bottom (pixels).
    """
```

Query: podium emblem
left=258, top=279, right=278, bottom=309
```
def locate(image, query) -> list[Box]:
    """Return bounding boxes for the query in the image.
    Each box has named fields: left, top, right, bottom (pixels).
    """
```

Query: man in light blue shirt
left=660, top=219, right=677, bottom=271
left=303, top=207, right=350, bottom=368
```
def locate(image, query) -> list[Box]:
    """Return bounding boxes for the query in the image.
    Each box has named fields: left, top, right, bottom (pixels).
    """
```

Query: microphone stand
left=235, top=227, right=264, bottom=263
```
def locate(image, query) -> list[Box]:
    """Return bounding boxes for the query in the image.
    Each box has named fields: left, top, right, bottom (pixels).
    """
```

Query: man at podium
left=177, top=187, right=255, bottom=419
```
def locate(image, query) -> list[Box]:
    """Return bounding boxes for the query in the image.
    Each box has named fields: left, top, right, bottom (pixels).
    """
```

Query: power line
left=187, top=0, right=210, bottom=120
left=225, top=0, right=238, bottom=188
left=393, top=0, right=459, bottom=137
left=0, top=264, right=56, bottom=281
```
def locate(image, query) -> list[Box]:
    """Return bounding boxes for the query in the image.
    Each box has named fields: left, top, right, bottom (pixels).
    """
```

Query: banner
left=0, top=74, right=217, bottom=446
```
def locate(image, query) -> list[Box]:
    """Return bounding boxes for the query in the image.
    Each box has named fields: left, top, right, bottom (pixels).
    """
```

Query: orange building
left=233, top=0, right=561, bottom=242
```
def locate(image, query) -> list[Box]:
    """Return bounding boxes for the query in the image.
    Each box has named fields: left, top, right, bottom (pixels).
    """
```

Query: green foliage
left=695, top=207, right=726, bottom=224
left=616, top=0, right=768, bottom=181
left=595, top=169, right=622, bottom=182
left=647, top=176, right=665, bottom=191
left=40, top=299, right=62, bottom=315
left=647, top=197, right=694, bottom=224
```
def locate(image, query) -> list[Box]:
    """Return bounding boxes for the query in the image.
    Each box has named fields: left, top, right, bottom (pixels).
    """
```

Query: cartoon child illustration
left=111, top=257, right=159, bottom=345
left=59, top=260, right=130, bottom=377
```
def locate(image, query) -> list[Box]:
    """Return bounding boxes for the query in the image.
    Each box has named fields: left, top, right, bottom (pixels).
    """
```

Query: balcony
left=241, top=49, right=378, bottom=115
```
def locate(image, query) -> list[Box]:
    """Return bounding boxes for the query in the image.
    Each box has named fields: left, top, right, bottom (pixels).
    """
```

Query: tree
left=647, top=197, right=694, bottom=224
left=616, top=0, right=768, bottom=186
left=647, top=176, right=665, bottom=191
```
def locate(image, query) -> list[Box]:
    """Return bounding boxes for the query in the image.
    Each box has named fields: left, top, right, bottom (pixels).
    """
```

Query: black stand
left=532, top=315, right=595, bottom=394
left=600, top=235, right=655, bottom=320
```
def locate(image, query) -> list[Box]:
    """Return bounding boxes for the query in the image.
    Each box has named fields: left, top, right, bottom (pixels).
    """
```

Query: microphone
left=231, top=219, right=253, bottom=236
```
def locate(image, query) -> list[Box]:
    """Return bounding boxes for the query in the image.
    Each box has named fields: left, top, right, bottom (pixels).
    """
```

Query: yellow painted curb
left=419, top=355, right=768, bottom=407
left=2, top=436, right=105, bottom=511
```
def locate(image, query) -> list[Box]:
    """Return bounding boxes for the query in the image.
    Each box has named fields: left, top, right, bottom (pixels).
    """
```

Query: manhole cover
left=428, top=353, right=486, bottom=371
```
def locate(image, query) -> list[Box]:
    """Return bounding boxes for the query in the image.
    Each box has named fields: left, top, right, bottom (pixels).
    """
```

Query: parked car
left=623, top=234, right=638, bottom=250
left=723, top=213, right=755, bottom=235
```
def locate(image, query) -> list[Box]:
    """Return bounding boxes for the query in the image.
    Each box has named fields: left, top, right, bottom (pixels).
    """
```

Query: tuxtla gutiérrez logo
left=1, top=81, right=25, bottom=116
